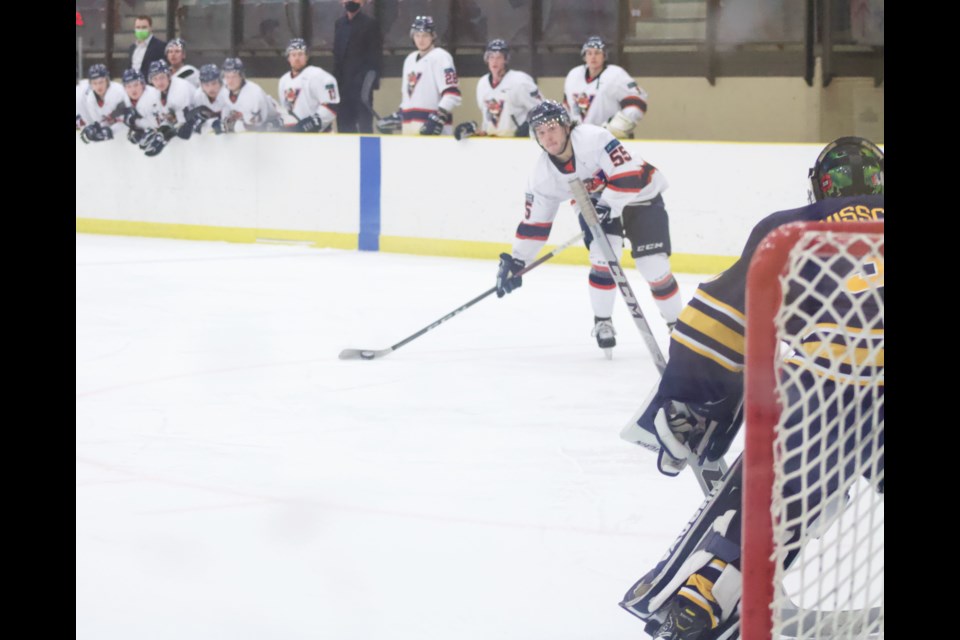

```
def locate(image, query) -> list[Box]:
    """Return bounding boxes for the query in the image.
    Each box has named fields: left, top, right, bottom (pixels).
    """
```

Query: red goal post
left=742, top=221, right=884, bottom=640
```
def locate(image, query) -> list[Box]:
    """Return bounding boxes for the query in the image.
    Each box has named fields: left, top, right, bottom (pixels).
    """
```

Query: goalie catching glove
left=603, top=110, right=637, bottom=139
left=495, top=253, right=525, bottom=298
left=420, top=109, right=450, bottom=136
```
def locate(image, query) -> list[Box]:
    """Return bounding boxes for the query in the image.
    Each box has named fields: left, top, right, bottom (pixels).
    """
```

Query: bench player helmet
left=88, top=63, right=110, bottom=81
left=285, top=38, right=308, bottom=56
left=121, top=68, right=145, bottom=85
left=484, top=39, right=510, bottom=63
left=199, top=64, right=221, bottom=84
left=808, top=136, right=884, bottom=202
left=222, top=57, right=246, bottom=77
left=147, top=59, right=171, bottom=82
left=581, top=36, right=606, bottom=59
left=165, top=38, right=186, bottom=53
left=410, top=15, right=436, bottom=39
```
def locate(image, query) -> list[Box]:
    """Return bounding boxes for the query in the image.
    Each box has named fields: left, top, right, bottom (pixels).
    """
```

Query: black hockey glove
left=127, top=127, right=149, bottom=145
left=454, top=121, right=478, bottom=141
left=81, top=123, right=113, bottom=143
left=594, top=202, right=612, bottom=224
left=137, top=129, right=157, bottom=150
left=295, top=113, right=324, bottom=133
left=211, top=118, right=227, bottom=135
left=495, top=252, right=525, bottom=298
left=376, top=111, right=402, bottom=134
left=121, top=108, right=140, bottom=130
left=142, top=130, right=169, bottom=157
left=420, top=109, right=448, bottom=136
left=176, top=121, right=195, bottom=140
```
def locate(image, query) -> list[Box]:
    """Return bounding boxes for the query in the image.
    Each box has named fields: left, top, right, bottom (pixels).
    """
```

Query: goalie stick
left=338, top=231, right=585, bottom=360
left=568, top=177, right=728, bottom=494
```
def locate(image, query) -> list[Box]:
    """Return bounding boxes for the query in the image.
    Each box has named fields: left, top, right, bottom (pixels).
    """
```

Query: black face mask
left=344, top=1, right=360, bottom=12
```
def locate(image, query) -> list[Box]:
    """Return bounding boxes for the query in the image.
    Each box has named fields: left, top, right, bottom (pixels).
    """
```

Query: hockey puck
left=360, top=351, right=375, bottom=360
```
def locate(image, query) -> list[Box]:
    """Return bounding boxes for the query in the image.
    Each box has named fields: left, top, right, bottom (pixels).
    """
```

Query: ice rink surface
left=76, top=233, right=744, bottom=639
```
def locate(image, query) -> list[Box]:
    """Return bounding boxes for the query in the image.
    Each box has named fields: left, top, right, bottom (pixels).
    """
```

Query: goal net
left=742, top=221, right=884, bottom=640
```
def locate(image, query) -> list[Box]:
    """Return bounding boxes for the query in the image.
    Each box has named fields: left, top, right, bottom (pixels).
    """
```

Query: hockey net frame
left=742, top=221, right=884, bottom=640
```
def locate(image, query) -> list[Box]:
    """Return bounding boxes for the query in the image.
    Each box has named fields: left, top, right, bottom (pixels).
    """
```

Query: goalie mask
left=808, top=136, right=884, bottom=202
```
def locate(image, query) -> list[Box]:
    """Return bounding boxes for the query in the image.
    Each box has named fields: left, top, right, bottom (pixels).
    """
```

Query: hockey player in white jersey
left=76, top=79, right=91, bottom=129
left=177, top=63, right=231, bottom=139
left=563, top=36, right=649, bottom=140
left=376, top=16, right=462, bottom=136
left=119, top=68, right=170, bottom=156
left=453, top=39, right=542, bottom=140
left=164, top=38, right=200, bottom=88
left=147, top=59, right=193, bottom=128
left=494, top=100, right=681, bottom=354
left=278, top=38, right=340, bottom=133
left=79, top=64, right=127, bottom=143
left=219, top=57, right=282, bottom=133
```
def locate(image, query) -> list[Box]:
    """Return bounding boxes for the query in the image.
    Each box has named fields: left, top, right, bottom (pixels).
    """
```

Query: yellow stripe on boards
left=75, top=219, right=737, bottom=274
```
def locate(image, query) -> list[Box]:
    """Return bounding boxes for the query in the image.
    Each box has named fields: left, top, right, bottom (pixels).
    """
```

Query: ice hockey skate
left=591, top=317, right=616, bottom=359
left=651, top=597, right=712, bottom=640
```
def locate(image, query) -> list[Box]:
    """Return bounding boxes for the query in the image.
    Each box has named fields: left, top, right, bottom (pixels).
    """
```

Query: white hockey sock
left=635, top=254, right=682, bottom=323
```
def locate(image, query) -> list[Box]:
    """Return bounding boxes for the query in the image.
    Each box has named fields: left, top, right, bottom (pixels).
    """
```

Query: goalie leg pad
left=620, top=454, right=743, bottom=622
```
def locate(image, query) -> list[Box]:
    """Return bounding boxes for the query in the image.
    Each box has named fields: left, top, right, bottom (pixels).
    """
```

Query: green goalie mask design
left=808, top=136, right=884, bottom=202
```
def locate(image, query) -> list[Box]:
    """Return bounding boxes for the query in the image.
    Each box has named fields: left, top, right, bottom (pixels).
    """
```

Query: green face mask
left=135, top=29, right=150, bottom=41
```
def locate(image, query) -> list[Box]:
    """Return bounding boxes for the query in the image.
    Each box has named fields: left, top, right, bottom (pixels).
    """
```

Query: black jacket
left=333, top=10, right=383, bottom=92
left=128, top=35, right=168, bottom=76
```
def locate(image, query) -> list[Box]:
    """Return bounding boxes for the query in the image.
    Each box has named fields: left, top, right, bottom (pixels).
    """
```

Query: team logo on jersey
left=485, top=99, right=504, bottom=126
left=407, top=72, right=422, bottom=97
left=284, top=87, right=300, bottom=109
left=573, top=92, right=594, bottom=118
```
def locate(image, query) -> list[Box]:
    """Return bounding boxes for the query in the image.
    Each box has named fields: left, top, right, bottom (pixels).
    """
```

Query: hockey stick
left=339, top=231, right=585, bottom=360
left=569, top=178, right=729, bottom=494
left=568, top=177, right=668, bottom=372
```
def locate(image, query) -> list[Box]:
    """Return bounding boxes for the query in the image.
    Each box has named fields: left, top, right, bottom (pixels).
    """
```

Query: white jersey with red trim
left=475, top=69, right=542, bottom=136
left=399, top=46, right=462, bottom=134
left=563, top=63, right=648, bottom=128
left=81, top=82, right=128, bottom=136
left=278, top=65, right=340, bottom=130
left=189, top=84, right=231, bottom=134
left=76, top=81, right=91, bottom=128
left=122, top=85, right=164, bottom=133
left=152, top=76, right=194, bottom=128
left=512, top=123, right=667, bottom=264
left=173, top=64, right=200, bottom=88
left=222, top=79, right=280, bottom=131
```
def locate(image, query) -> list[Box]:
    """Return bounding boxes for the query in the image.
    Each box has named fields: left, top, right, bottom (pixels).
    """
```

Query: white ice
left=76, top=233, right=742, bottom=640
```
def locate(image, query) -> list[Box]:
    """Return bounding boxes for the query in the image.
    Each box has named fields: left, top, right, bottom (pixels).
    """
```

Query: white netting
left=768, top=230, right=884, bottom=639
